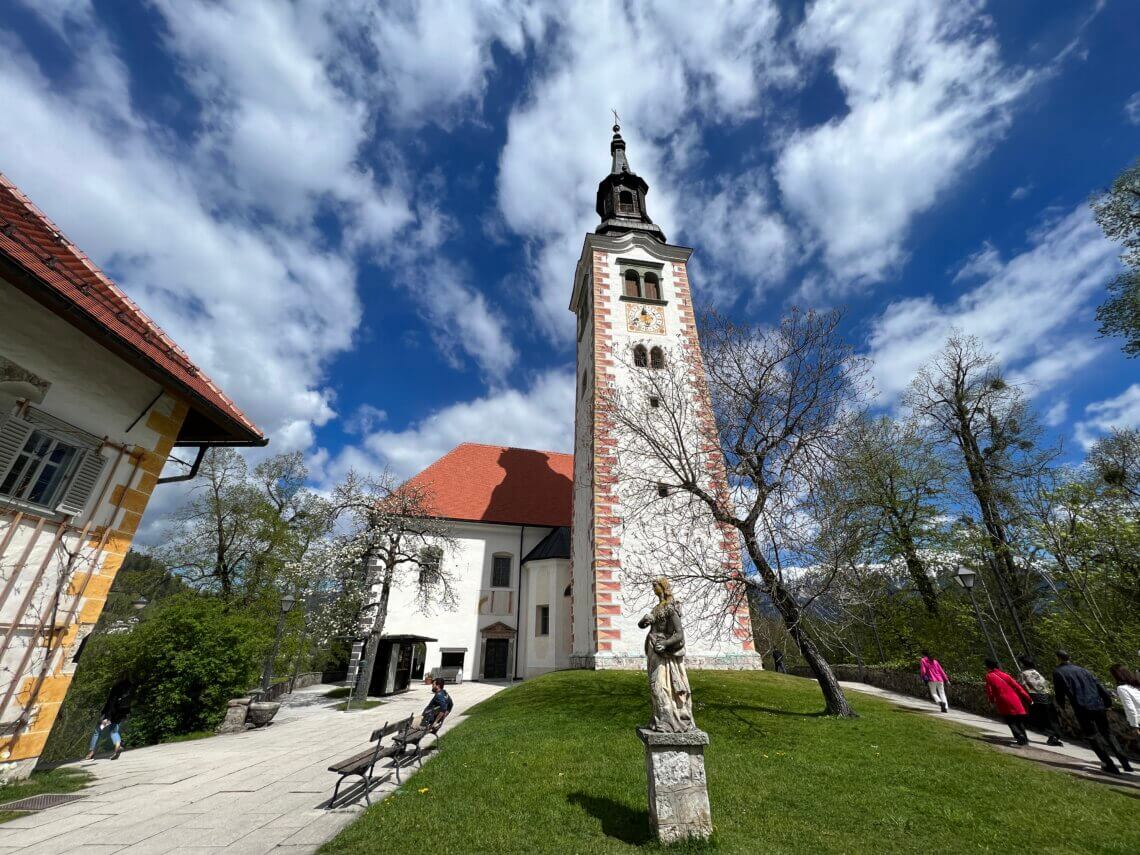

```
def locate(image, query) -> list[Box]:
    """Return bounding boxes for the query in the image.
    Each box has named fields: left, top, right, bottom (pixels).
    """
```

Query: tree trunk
left=897, top=528, right=939, bottom=616
left=354, top=569, right=392, bottom=699
left=743, top=534, right=857, bottom=718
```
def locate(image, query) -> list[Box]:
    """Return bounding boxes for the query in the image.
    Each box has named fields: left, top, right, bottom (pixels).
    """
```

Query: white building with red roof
left=0, top=175, right=264, bottom=780
left=372, top=128, right=760, bottom=692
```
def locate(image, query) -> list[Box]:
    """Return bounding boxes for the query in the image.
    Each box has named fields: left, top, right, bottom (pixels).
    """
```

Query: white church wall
left=520, top=557, right=571, bottom=677
left=379, top=521, right=553, bottom=682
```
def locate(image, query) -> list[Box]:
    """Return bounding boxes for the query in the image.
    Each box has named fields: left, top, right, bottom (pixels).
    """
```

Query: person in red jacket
left=984, top=658, right=1032, bottom=746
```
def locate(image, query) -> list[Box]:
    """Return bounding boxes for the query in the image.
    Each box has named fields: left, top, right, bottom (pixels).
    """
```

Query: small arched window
left=618, top=189, right=635, bottom=214
left=623, top=270, right=640, bottom=298
left=650, top=347, right=665, bottom=370
left=633, top=345, right=648, bottom=368
left=643, top=273, right=660, bottom=300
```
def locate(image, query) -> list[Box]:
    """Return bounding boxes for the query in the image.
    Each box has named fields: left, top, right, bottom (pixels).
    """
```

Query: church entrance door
left=483, top=638, right=509, bottom=679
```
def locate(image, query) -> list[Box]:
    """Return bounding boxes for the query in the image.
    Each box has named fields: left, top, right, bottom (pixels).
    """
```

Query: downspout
left=514, top=525, right=525, bottom=681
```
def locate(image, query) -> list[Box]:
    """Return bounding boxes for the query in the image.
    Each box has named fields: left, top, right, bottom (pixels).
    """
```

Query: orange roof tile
left=407, top=443, right=573, bottom=527
left=0, top=174, right=264, bottom=446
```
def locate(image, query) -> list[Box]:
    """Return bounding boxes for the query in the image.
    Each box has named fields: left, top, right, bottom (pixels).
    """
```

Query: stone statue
left=638, top=577, right=695, bottom=733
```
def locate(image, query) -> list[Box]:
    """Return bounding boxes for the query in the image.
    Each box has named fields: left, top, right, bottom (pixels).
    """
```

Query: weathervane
left=612, top=108, right=621, bottom=129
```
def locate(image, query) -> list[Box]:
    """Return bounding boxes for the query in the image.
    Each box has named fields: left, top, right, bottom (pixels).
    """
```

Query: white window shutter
left=57, top=448, right=108, bottom=518
left=0, top=416, right=35, bottom=486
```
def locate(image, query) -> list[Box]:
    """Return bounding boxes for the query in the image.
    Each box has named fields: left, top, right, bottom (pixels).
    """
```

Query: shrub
left=122, top=594, right=270, bottom=744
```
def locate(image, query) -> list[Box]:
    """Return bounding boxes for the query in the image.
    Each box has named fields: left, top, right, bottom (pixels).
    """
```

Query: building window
left=649, top=396, right=660, bottom=408
left=624, top=269, right=640, bottom=298
left=649, top=347, right=665, bottom=370
left=0, top=429, right=82, bottom=508
left=657, top=483, right=670, bottom=498
left=618, top=189, right=635, bottom=214
left=418, top=545, right=443, bottom=586
left=440, top=650, right=465, bottom=669
left=633, top=345, right=648, bottom=368
left=643, top=272, right=660, bottom=300
left=491, top=553, right=512, bottom=588
left=536, top=605, right=550, bottom=636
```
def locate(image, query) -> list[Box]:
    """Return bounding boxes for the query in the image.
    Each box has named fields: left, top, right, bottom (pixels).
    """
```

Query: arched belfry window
left=650, top=347, right=665, bottom=370
left=633, top=344, right=648, bottom=368
left=618, top=189, right=635, bottom=215
left=624, top=270, right=641, bottom=298
left=643, top=272, right=660, bottom=300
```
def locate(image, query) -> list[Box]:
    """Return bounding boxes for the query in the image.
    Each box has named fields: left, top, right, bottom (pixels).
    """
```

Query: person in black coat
left=1052, top=651, right=1133, bottom=775
left=85, top=678, right=133, bottom=760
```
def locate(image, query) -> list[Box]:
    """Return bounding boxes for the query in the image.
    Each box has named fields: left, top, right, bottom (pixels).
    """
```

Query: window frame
left=536, top=604, right=550, bottom=637
left=649, top=347, right=665, bottom=370
left=0, top=429, right=83, bottom=508
left=491, top=553, right=512, bottom=588
left=0, top=409, right=104, bottom=518
left=633, top=344, right=649, bottom=368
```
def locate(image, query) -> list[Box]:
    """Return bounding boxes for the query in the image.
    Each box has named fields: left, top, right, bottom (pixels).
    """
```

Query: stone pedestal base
left=637, top=727, right=712, bottom=844
left=217, top=698, right=251, bottom=734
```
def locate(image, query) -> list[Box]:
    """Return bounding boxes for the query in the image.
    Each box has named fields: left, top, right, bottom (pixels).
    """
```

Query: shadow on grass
left=567, top=792, right=652, bottom=845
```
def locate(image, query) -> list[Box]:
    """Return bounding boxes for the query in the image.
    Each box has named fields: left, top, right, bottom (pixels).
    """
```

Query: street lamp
left=260, top=594, right=297, bottom=693
left=130, top=595, right=148, bottom=611
left=955, top=566, right=999, bottom=663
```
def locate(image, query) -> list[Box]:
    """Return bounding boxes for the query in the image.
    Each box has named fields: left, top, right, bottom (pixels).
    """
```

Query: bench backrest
left=371, top=715, right=413, bottom=742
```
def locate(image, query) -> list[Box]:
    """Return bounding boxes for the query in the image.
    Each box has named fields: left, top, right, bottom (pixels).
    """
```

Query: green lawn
left=322, top=670, right=1139, bottom=855
left=335, top=699, right=384, bottom=712
left=0, top=767, right=93, bottom=825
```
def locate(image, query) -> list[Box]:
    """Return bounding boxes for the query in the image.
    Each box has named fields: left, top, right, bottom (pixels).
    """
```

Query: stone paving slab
left=0, top=681, right=504, bottom=854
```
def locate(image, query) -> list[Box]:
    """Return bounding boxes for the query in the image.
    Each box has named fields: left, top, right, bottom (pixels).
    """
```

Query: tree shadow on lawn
left=568, top=792, right=652, bottom=845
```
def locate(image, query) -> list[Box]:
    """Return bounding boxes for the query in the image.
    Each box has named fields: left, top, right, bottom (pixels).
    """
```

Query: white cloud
left=1043, top=399, right=1068, bottom=428
left=344, top=404, right=388, bottom=436
left=685, top=169, right=794, bottom=304
left=1010, top=183, right=1033, bottom=201
left=1076, top=385, right=1140, bottom=448
left=867, top=205, right=1119, bottom=400
left=496, top=1, right=791, bottom=332
left=319, top=369, right=574, bottom=483
left=1124, top=91, right=1140, bottom=126
left=777, top=0, right=1034, bottom=288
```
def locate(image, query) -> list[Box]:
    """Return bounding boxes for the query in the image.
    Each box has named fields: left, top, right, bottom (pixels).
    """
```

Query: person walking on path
left=984, top=659, right=1032, bottom=746
left=1053, top=651, right=1133, bottom=775
left=1109, top=664, right=1140, bottom=736
left=919, top=652, right=950, bottom=712
left=1019, top=655, right=1064, bottom=747
left=85, top=677, right=133, bottom=760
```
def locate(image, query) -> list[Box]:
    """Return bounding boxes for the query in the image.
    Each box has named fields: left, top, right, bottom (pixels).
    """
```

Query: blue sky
left=1, top=0, right=1137, bottom=515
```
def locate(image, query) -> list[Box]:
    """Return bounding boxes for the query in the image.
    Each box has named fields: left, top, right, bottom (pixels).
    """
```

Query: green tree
left=831, top=415, right=948, bottom=615
left=1093, top=159, right=1140, bottom=356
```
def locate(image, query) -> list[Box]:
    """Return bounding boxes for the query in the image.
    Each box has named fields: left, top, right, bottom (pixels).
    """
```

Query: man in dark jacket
left=85, top=677, right=133, bottom=760
left=1052, top=651, right=1133, bottom=775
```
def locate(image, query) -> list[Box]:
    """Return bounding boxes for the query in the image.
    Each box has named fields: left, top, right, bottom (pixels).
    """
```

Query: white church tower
left=568, top=123, right=762, bottom=671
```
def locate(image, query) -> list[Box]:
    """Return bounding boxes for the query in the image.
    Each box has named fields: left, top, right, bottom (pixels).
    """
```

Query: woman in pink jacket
left=920, top=651, right=950, bottom=712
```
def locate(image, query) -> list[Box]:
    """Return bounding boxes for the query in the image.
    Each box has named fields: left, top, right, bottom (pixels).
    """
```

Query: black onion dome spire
left=595, top=121, right=665, bottom=242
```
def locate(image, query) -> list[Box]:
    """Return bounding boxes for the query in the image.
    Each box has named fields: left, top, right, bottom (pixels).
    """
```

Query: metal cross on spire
left=611, top=108, right=620, bottom=129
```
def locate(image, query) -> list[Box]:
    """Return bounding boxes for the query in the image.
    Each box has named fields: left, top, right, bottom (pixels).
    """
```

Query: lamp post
left=260, top=594, right=296, bottom=694
left=955, top=566, right=999, bottom=663
left=130, top=595, right=148, bottom=612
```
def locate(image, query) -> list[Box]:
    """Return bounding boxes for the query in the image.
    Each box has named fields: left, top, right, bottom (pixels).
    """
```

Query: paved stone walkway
left=0, top=681, right=504, bottom=854
left=841, top=680, right=1139, bottom=791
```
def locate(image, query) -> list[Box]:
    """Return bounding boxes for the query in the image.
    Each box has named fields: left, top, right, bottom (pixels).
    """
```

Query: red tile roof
left=407, top=443, right=574, bottom=528
left=0, top=174, right=264, bottom=446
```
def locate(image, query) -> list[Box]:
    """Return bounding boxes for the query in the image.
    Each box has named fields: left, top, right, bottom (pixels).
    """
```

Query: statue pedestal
left=637, top=727, right=712, bottom=844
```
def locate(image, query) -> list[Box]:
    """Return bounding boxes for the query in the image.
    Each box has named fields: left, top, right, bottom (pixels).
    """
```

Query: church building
left=375, top=126, right=760, bottom=690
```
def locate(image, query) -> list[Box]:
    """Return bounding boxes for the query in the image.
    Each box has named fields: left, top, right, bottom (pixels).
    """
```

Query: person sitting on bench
left=421, top=677, right=453, bottom=732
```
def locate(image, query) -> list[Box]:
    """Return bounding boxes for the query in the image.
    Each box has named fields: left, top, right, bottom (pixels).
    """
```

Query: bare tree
left=599, top=308, right=869, bottom=717
left=331, top=471, right=458, bottom=699
left=904, top=334, right=1055, bottom=654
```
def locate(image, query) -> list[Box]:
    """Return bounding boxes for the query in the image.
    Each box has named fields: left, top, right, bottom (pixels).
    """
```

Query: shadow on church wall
left=482, top=447, right=573, bottom=527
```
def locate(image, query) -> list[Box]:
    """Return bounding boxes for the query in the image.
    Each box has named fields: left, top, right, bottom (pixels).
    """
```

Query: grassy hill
left=322, top=670, right=1138, bottom=854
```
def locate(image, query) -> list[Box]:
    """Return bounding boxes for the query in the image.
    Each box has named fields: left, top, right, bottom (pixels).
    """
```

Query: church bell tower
left=567, top=123, right=760, bottom=670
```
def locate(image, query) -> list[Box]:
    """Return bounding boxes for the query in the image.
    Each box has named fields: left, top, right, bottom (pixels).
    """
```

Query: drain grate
left=0, top=793, right=86, bottom=812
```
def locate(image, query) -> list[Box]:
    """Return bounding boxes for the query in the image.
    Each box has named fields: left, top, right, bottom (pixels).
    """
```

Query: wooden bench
left=326, top=717, right=409, bottom=807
